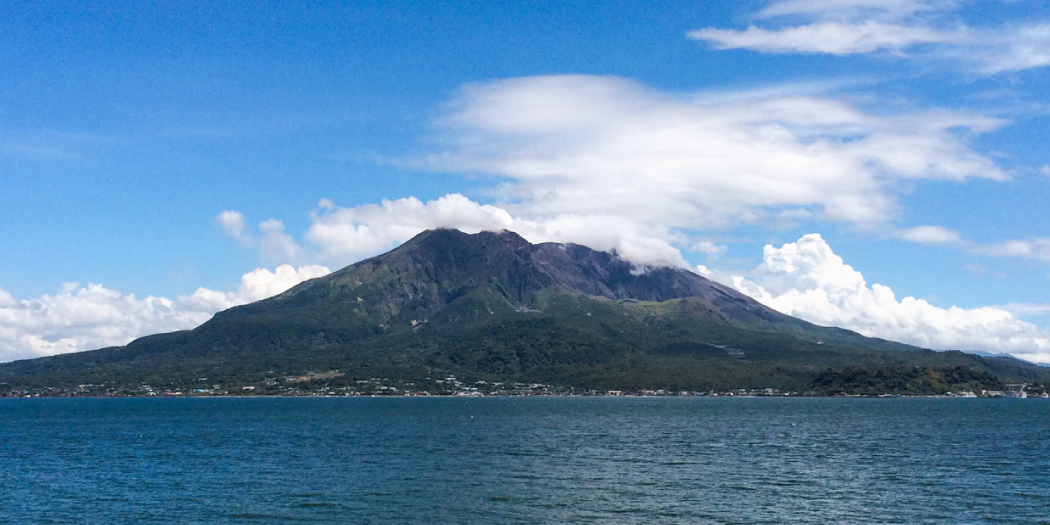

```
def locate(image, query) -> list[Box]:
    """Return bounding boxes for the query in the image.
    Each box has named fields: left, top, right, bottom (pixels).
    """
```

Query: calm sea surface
left=1, top=397, right=1047, bottom=524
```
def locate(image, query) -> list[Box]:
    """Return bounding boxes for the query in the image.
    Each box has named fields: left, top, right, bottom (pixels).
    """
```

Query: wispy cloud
left=972, top=237, right=1050, bottom=262
left=429, top=75, right=1003, bottom=227
left=689, top=1, right=1050, bottom=74
left=896, top=225, right=1050, bottom=263
left=896, top=225, right=966, bottom=245
left=1000, top=302, right=1050, bottom=318
left=691, top=241, right=728, bottom=258
left=756, top=0, right=955, bottom=22
left=690, top=22, right=960, bottom=55
left=941, top=23, right=1050, bottom=74
left=0, top=130, right=117, bottom=162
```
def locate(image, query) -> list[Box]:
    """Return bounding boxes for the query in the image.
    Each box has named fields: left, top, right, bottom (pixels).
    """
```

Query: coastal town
left=4, top=374, right=1047, bottom=399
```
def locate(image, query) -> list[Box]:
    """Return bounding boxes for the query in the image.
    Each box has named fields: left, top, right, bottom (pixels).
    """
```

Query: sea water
left=1, top=397, right=1047, bottom=524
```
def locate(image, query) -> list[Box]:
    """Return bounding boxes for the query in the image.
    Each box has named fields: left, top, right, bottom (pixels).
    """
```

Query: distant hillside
left=3, top=229, right=1048, bottom=396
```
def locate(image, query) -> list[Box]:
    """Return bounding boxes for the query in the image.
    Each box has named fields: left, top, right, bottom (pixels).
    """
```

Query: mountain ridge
left=239, top=228, right=786, bottom=324
left=3, top=228, right=1049, bottom=395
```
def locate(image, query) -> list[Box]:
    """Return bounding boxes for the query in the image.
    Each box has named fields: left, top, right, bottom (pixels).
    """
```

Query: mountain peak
left=401, top=228, right=530, bottom=250
left=299, top=228, right=774, bottom=318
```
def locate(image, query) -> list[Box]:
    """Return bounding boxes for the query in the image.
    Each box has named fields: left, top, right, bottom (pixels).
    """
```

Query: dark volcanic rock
left=303, top=228, right=765, bottom=309
left=232, top=228, right=797, bottom=330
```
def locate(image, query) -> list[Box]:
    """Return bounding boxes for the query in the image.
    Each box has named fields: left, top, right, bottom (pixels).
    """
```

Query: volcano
left=3, top=229, right=1045, bottom=395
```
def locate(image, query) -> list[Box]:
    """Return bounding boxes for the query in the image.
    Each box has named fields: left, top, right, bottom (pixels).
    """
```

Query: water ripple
left=1, top=397, right=1048, bottom=524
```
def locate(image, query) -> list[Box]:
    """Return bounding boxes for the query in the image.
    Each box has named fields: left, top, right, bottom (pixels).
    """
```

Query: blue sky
left=2, top=0, right=1049, bottom=363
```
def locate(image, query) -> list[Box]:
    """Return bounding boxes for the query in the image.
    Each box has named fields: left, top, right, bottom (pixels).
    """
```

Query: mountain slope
left=3, top=229, right=1048, bottom=394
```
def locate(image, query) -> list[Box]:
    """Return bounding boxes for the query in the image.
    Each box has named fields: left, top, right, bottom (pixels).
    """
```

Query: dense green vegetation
left=2, top=229, right=1047, bottom=396
left=809, top=366, right=1004, bottom=396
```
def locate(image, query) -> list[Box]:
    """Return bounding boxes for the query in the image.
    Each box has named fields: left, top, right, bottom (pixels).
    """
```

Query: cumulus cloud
left=703, top=234, right=1050, bottom=364
left=689, top=1, right=1050, bottom=73
left=0, top=265, right=329, bottom=363
left=178, top=264, right=331, bottom=312
left=0, top=287, right=16, bottom=308
left=0, top=284, right=208, bottom=363
left=427, top=75, right=1003, bottom=230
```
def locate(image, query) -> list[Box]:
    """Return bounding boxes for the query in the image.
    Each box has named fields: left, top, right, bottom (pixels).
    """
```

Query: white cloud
left=179, top=264, right=331, bottom=312
left=428, top=75, right=1003, bottom=228
left=306, top=194, right=517, bottom=264
left=964, top=24, right=1050, bottom=74
left=0, top=284, right=207, bottom=363
left=1042, top=165, right=1050, bottom=177
left=689, top=1, right=1050, bottom=73
left=691, top=240, right=728, bottom=258
left=0, top=265, right=329, bottom=363
left=757, top=0, right=951, bottom=22
left=892, top=225, right=1050, bottom=263
left=704, top=234, right=1050, bottom=363
left=223, top=78, right=1039, bottom=275
left=216, top=211, right=308, bottom=264
left=305, top=194, right=689, bottom=270
left=216, top=76, right=1045, bottom=302
left=217, top=210, right=247, bottom=241
left=1000, top=303, right=1050, bottom=318
left=258, top=219, right=303, bottom=263
left=974, top=237, right=1050, bottom=262
left=0, top=287, right=17, bottom=308
left=511, top=213, right=691, bottom=269
left=897, top=225, right=965, bottom=245
left=689, top=22, right=960, bottom=55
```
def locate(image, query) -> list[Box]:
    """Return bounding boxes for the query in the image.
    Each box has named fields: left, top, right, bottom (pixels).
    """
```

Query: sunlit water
left=1, top=397, right=1047, bottom=524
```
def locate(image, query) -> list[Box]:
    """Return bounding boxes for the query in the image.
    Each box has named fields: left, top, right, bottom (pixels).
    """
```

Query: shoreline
left=3, top=393, right=1044, bottom=400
